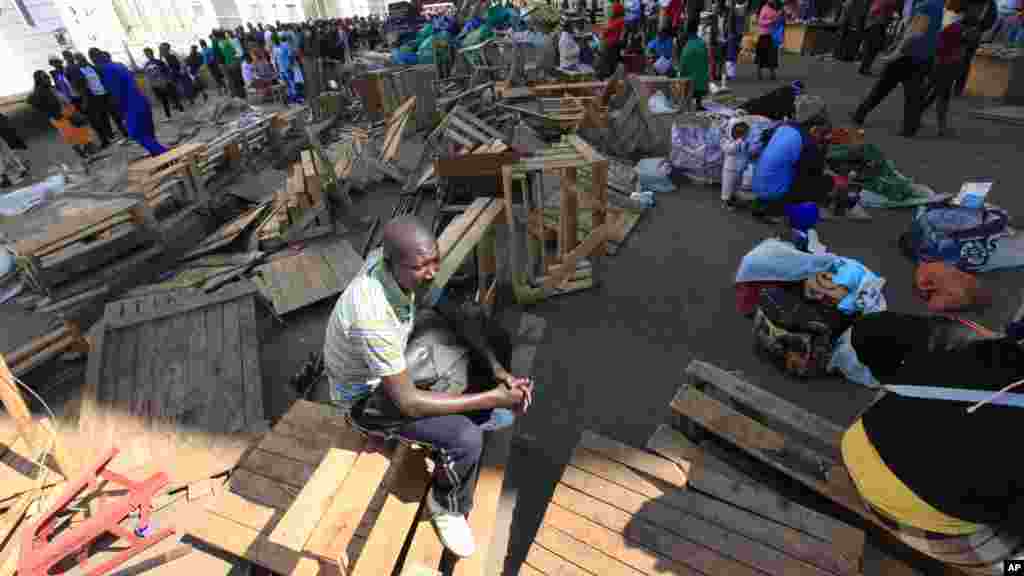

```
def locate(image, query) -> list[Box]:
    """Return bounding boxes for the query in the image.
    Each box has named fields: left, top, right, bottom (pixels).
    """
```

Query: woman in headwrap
left=601, top=2, right=627, bottom=77
left=27, top=70, right=95, bottom=159
left=89, top=49, right=167, bottom=157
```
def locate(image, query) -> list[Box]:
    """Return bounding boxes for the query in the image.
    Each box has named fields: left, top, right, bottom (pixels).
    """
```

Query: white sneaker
left=426, top=488, right=476, bottom=558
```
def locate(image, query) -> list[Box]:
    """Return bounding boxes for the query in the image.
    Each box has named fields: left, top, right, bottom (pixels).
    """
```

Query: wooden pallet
left=15, top=200, right=161, bottom=295
left=126, top=142, right=209, bottom=210
left=520, top=429, right=864, bottom=576
left=670, top=360, right=976, bottom=575
left=189, top=398, right=515, bottom=576
left=76, top=281, right=267, bottom=489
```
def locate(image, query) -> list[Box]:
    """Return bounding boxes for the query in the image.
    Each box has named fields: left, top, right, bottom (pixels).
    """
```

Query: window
left=192, top=3, right=204, bottom=18
left=286, top=3, right=297, bottom=20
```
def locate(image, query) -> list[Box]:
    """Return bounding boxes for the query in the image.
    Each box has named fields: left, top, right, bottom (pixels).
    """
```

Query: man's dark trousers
left=853, top=55, right=929, bottom=136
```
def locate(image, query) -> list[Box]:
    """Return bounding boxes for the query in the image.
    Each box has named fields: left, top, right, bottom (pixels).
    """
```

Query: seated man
left=323, top=215, right=533, bottom=559
left=751, top=96, right=847, bottom=221
left=842, top=312, right=1024, bottom=573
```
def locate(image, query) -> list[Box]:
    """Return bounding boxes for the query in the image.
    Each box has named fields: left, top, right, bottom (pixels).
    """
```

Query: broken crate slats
left=252, top=236, right=364, bottom=316
left=127, top=142, right=207, bottom=179
left=181, top=202, right=273, bottom=261
left=669, top=361, right=983, bottom=574
left=76, top=281, right=265, bottom=487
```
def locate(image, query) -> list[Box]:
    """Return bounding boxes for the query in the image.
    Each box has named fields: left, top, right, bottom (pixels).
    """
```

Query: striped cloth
left=869, top=502, right=1024, bottom=575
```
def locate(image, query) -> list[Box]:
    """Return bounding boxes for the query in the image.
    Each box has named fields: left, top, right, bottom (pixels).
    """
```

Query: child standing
left=680, top=19, right=710, bottom=108
left=721, top=119, right=751, bottom=209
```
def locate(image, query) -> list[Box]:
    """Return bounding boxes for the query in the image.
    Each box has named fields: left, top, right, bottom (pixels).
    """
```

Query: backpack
left=753, top=285, right=852, bottom=378
left=899, top=204, right=1010, bottom=273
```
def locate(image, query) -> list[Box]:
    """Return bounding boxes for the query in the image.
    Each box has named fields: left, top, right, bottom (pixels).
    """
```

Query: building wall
left=0, top=0, right=69, bottom=99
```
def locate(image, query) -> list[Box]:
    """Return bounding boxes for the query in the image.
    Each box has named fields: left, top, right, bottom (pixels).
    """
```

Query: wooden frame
left=3, top=322, right=88, bottom=378
left=505, top=136, right=609, bottom=303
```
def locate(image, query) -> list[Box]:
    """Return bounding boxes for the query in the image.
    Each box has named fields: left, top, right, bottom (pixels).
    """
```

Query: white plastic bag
left=648, top=90, right=678, bottom=114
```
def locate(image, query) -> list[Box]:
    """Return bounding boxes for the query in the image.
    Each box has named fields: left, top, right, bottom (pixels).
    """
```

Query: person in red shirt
left=921, top=0, right=963, bottom=135
left=601, top=2, right=627, bottom=77
left=858, top=0, right=902, bottom=74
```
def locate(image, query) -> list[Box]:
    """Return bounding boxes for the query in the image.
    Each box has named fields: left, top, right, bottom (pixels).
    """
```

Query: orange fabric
left=50, top=104, right=94, bottom=147
left=913, top=262, right=990, bottom=312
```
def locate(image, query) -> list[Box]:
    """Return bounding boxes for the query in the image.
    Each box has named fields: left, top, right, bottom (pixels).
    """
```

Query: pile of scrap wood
left=125, top=142, right=208, bottom=217
left=334, top=96, right=416, bottom=190
left=255, top=150, right=335, bottom=250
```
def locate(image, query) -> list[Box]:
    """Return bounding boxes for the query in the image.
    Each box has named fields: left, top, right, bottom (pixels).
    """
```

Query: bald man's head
left=381, top=216, right=439, bottom=293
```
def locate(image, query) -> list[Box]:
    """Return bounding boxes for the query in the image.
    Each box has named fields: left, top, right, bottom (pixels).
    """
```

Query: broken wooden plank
left=426, top=199, right=505, bottom=306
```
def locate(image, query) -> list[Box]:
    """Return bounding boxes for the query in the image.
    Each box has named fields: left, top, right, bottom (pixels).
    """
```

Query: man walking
left=851, top=0, right=944, bottom=137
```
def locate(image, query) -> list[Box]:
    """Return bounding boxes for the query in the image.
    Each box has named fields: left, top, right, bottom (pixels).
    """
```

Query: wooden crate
left=506, top=135, right=609, bottom=303
left=189, top=399, right=516, bottom=576
left=668, top=360, right=981, bottom=576
left=965, top=53, right=1018, bottom=99
left=127, top=143, right=208, bottom=210
left=424, top=196, right=507, bottom=308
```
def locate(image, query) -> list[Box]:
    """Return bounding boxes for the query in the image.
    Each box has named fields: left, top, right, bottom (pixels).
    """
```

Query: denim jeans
left=349, top=392, right=514, bottom=515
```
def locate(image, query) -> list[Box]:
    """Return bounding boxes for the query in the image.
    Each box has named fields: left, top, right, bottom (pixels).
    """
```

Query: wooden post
left=0, top=355, right=72, bottom=477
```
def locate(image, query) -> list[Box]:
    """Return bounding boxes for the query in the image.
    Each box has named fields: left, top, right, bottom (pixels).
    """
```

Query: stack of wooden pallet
left=126, top=143, right=208, bottom=215
left=662, top=360, right=963, bottom=575
left=16, top=200, right=164, bottom=316
left=255, top=150, right=334, bottom=250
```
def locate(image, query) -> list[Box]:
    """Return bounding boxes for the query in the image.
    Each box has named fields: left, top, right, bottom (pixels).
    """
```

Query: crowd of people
left=7, top=17, right=388, bottom=175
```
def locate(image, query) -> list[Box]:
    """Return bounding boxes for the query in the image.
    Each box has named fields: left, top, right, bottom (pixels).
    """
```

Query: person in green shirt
left=680, top=19, right=709, bottom=109
left=216, top=30, right=245, bottom=98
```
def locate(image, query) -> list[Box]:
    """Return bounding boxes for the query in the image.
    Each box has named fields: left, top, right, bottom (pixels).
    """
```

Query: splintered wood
left=252, top=236, right=364, bottom=316
left=255, top=150, right=333, bottom=249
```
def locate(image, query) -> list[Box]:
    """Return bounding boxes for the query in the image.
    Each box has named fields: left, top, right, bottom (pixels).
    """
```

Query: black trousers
left=227, top=63, right=246, bottom=99
left=853, top=56, right=929, bottom=136
left=921, top=62, right=960, bottom=131
left=153, top=86, right=184, bottom=119
left=85, top=94, right=115, bottom=145
left=859, top=22, right=887, bottom=73
left=955, top=39, right=980, bottom=96
left=759, top=172, right=836, bottom=216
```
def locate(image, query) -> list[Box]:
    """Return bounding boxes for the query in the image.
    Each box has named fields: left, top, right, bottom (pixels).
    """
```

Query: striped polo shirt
left=324, top=248, right=416, bottom=410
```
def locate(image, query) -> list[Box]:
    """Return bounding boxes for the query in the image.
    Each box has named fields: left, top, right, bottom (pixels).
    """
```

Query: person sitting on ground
left=680, top=19, right=710, bottom=109
left=28, top=70, right=95, bottom=160
left=647, top=26, right=676, bottom=75
left=740, top=80, right=805, bottom=120
left=324, top=215, right=534, bottom=559
left=751, top=96, right=856, bottom=221
left=841, top=311, right=1024, bottom=574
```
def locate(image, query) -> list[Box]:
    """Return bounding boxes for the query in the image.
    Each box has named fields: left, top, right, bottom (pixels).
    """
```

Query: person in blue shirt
left=647, top=27, right=675, bottom=75
left=752, top=97, right=844, bottom=221
left=89, top=48, right=167, bottom=157
left=272, top=33, right=298, bottom=103
left=851, top=0, right=944, bottom=137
